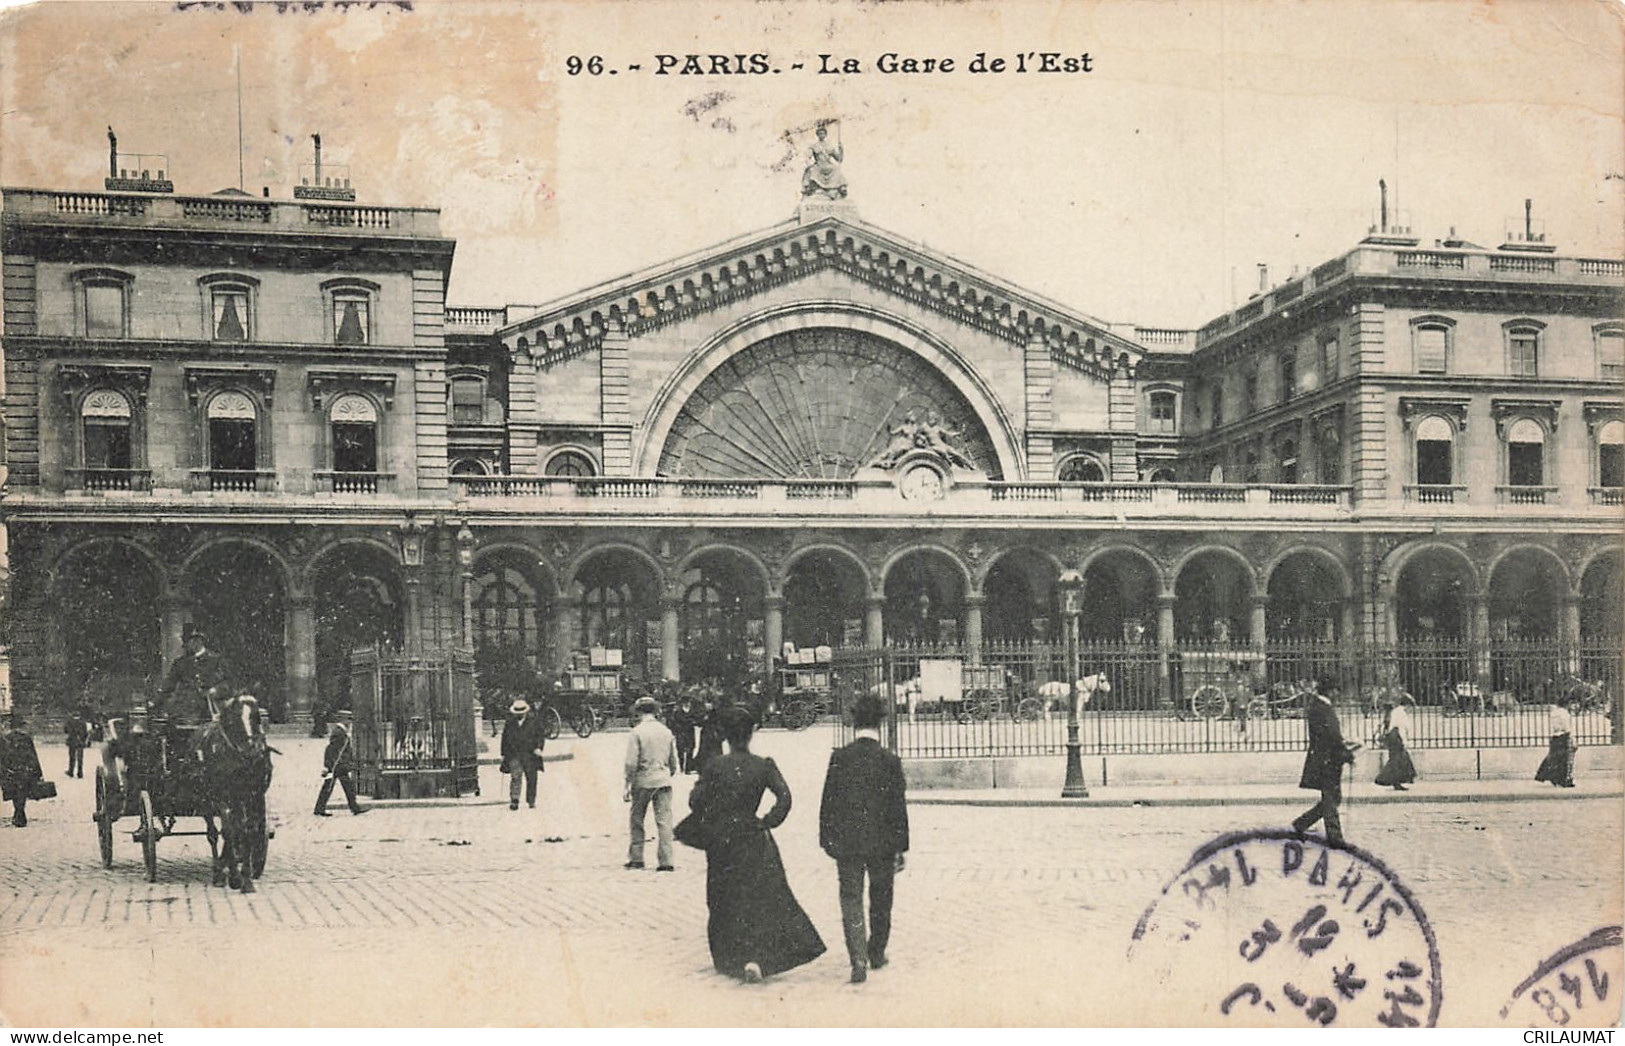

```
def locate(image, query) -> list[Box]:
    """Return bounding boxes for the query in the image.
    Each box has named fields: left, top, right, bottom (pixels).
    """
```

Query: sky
left=0, top=0, right=1621, bottom=329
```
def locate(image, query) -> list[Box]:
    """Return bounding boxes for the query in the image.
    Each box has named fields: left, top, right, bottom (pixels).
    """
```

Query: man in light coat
left=623, top=695, right=679, bottom=871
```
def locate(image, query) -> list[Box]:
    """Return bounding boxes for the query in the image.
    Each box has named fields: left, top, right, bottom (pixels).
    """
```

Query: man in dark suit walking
left=819, top=696, right=909, bottom=985
left=1291, top=686, right=1357, bottom=846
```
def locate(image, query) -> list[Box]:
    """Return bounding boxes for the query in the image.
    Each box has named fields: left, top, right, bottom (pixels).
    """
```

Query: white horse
left=871, top=678, right=924, bottom=721
left=1036, top=673, right=1111, bottom=721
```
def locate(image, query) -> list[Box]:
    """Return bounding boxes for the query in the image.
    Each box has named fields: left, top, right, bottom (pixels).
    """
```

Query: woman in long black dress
left=1373, top=696, right=1417, bottom=791
left=688, top=707, right=825, bottom=983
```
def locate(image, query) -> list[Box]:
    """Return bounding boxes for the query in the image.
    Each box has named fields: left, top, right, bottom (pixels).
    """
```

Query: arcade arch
left=51, top=541, right=164, bottom=708
left=782, top=548, right=869, bottom=650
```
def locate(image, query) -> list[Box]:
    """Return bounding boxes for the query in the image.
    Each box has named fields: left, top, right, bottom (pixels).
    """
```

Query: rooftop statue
left=801, top=123, right=847, bottom=200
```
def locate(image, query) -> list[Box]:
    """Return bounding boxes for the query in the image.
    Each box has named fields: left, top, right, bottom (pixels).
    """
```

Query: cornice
left=506, top=218, right=1141, bottom=382
left=1, top=334, right=443, bottom=365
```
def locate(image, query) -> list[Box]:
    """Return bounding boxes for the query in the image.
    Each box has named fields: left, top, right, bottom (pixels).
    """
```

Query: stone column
left=964, top=595, right=985, bottom=659
left=1156, top=593, right=1177, bottom=708
left=403, top=574, right=423, bottom=654
left=661, top=599, right=681, bottom=682
left=764, top=595, right=784, bottom=668
left=1339, top=599, right=1356, bottom=644
left=285, top=593, right=316, bottom=718
left=865, top=597, right=885, bottom=648
left=1471, top=592, right=1491, bottom=685
left=551, top=594, right=580, bottom=675
left=1249, top=595, right=1270, bottom=685
left=1563, top=594, right=1583, bottom=674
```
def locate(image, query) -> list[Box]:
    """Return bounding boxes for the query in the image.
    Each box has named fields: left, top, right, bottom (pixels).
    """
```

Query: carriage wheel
left=572, top=709, right=594, bottom=739
left=138, top=790, right=158, bottom=884
left=95, top=769, right=114, bottom=869
left=1190, top=686, right=1227, bottom=720
left=971, top=692, right=996, bottom=721
left=541, top=706, right=562, bottom=741
left=1014, top=697, right=1043, bottom=722
left=1244, top=695, right=1271, bottom=722
left=783, top=700, right=813, bottom=732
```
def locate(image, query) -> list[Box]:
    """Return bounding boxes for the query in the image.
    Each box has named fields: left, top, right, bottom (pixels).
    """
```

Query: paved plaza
left=0, top=727, right=1620, bottom=1027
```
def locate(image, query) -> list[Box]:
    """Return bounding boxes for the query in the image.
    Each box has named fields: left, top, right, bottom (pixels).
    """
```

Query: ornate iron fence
left=827, top=638, right=1621, bottom=759
left=350, top=647, right=479, bottom=798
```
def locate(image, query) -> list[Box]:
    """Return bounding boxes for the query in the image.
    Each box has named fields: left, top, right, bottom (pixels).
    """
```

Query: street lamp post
left=1058, top=569, right=1089, bottom=798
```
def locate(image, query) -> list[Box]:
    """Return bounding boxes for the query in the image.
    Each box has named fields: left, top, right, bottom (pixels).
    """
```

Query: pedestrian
left=65, top=702, right=91, bottom=779
left=694, top=690, right=724, bottom=771
left=1374, top=696, right=1417, bottom=791
left=819, top=695, right=909, bottom=984
left=1291, top=686, right=1357, bottom=846
left=501, top=697, right=547, bottom=810
left=670, top=691, right=697, bottom=774
left=1535, top=696, right=1577, bottom=788
left=314, top=711, right=366, bottom=816
left=0, top=711, right=44, bottom=828
left=686, top=706, right=825, bottom=983
left=623, top=695, right=679, bottom=871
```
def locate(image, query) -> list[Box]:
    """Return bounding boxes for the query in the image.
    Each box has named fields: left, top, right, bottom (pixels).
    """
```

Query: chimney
left=262, top=186, right=270, bottom=198
left=1257, top=264, right=1269, bottom=294
left=107, top=127, right=117, bottom=179
left=1525, top=198, right=1533, bottom=240
left=1379, top=178, right=1388, bottom=233
left=294, top=132, right=356, bottom=201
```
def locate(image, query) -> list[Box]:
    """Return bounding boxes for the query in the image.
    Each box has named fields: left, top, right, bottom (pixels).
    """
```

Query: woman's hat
left=633, top=696, right=661, bottom=715
left=510, top=698, right=530, bottom=715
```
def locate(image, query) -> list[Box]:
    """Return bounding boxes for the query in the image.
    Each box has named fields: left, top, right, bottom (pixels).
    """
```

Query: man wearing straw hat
left=501, top=697, right=546, bottom=811
left=314, top=710, right=366, bottom=816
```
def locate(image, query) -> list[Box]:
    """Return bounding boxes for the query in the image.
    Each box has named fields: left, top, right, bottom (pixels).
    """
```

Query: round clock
left=900, top=464, right=946, bottom=501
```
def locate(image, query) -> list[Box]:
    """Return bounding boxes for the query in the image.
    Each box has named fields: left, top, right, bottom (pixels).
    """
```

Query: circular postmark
left=1129, top=829, right=1442, bottom=1027
left=1499, top=926, right=1623, bottom=1027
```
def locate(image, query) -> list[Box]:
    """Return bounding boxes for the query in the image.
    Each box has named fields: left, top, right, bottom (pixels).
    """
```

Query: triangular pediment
left=498, top=215, right=1145, bottom=380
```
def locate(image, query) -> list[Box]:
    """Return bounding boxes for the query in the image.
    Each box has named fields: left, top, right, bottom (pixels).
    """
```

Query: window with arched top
left=81, top=390, right=132, bottom=471
left=1505, top=417, right=1546, bottom=487
left=1415, top=415, right=1455, bottom=485
left=450, top=458, right=489, bottom=477
left=546, top=450, right=596, bottom=478
left=1599, top=420, right=1624, bottom=489
left=472, top=565, right=541, bottom=654
left=580, top=583, right=630, bottom=649
left=206, top=390, right=259, bottom=474
left=330, top=394, right=379, bottom=474
left=1057, top=454, right=1106, bottom=483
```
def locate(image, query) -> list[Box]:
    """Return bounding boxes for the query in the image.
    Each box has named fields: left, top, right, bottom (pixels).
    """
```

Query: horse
left=193, top=694, right=274, bottom=893
left=1036, top=673, right=1111, bottom=721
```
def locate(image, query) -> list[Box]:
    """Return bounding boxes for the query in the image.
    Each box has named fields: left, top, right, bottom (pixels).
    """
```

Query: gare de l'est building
left=0, top=141, right=1620, bottom=719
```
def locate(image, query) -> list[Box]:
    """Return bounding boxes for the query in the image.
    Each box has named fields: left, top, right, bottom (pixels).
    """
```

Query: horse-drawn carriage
left=93, top=698, right=272, bottom=892
left=1179, top=649, right=1267, bottom=720
left=777, top=654, right=836, bottom=731
left=552, top=649, right=627, bottom=737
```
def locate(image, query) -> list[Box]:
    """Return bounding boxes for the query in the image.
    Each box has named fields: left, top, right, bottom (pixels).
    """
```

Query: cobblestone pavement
left=0, top=730, right=1619, bottom=1027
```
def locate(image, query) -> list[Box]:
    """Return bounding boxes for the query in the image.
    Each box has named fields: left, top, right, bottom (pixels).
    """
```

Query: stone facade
left=1, top=178, right=1620, bottom=719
